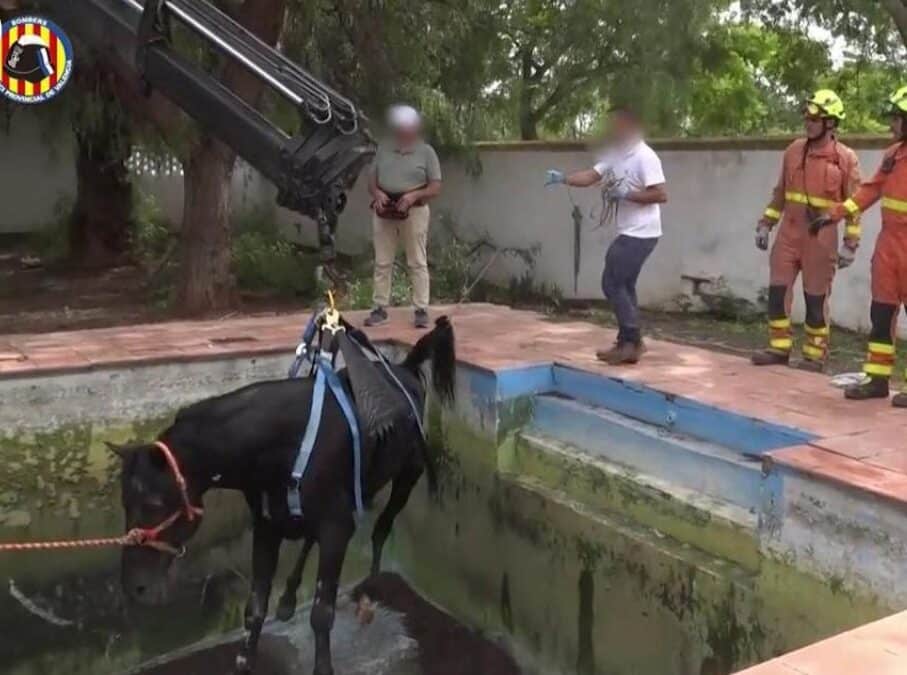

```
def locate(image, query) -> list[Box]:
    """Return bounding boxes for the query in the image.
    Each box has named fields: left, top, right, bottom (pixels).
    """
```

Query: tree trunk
left=69, top=65, right=133, bottom=269
left=174, top=137, right=237, bottom=313
left=173, top=0, right=287, bottom=314
left=518, top=49, right=538, bottom=140
left=881, top=0, right=907, bottom=48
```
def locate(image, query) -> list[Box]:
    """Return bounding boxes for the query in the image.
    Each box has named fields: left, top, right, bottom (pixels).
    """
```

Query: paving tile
left=812, top=426, right=907, bottom=460
left=865, top=450, right=907, bottom=475
left=769, top=445, right=907, bottom=504
left=735, top=660, right=806, bottom=674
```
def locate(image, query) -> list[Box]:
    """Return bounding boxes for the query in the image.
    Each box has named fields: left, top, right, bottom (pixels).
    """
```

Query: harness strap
left=288, top=353, right=328, bottom=517
left=288, top=310, right=320, bottom=378
left=322, top=364, right=365, bottom=515
left=287, top=349, right=366, bottom=518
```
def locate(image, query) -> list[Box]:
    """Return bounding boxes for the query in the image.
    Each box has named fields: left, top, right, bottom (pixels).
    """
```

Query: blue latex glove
left=604, top=184, right=631, bottom=202
left=545, top=169, right=566, bottom=186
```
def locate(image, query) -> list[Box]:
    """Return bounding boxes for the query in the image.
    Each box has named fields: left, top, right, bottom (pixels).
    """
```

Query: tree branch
left=881, top=0, right=907, bottom=47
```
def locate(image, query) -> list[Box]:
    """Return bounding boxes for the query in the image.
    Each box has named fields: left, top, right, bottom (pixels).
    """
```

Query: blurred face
left=393, top=123, right=421, bottom=146
left=803, top=112, right=827, bottom=140
left=608, top=112, right=638, bottom=144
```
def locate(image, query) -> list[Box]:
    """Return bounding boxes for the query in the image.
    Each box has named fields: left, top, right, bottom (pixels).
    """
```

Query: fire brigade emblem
left=0, top=16, right=73, bottom=104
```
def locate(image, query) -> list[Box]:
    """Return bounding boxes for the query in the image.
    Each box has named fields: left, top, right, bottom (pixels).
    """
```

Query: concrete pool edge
left=4, top=304, right=907, bottom=672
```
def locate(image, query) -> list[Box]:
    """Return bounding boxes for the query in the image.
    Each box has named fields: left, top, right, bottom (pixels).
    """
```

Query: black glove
left=809, top=215, right=833, bottom=236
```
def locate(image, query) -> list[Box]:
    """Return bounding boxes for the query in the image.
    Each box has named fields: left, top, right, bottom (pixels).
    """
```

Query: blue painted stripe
left=496, top=364, right=555, bottom=400
left=551, top=365, right=815, bottom=454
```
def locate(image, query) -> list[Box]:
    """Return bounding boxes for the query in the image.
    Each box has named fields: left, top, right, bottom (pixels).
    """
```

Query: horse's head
left=111, top=441, right=204, bottom=606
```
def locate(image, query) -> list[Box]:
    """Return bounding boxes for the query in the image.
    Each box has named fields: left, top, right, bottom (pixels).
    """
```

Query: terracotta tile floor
left=736, top=609, right=907, bottom=674
left=3, top=304, right=907, bottom=668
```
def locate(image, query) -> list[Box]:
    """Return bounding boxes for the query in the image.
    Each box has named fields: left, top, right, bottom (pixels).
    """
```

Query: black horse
left=112, top=318, right=456, bottom=675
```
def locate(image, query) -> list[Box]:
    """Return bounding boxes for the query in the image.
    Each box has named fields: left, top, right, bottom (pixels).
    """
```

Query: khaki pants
left=372, top=205, right=430, bottom=310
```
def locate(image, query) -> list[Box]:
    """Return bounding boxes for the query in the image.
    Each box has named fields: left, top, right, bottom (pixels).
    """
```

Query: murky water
left=2, top=531, right=522, bottom=675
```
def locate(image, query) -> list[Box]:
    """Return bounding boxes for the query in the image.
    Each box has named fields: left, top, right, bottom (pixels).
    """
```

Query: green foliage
left=231, top=207, right=317, bottom=298
left=686, top=23, right=832, bottom=135
left=131, top=192, right=174, bottom=266
left=27, top=196, right=73, bottom=263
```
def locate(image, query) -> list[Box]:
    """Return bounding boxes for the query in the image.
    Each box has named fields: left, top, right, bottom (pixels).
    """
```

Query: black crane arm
left=43, top=0, right=375, bottom=261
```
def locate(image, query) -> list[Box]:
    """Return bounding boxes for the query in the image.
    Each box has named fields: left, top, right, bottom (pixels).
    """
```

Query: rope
left=0, top=532, right=139, bottom=552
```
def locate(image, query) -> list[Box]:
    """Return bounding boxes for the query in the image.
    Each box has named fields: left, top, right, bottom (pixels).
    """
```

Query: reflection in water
left=3, top=557, right=521, bottom=675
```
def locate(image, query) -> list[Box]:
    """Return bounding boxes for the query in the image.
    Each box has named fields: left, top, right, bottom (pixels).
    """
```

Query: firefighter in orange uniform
left=824, top=86, right=907, bottom=405
left=752, top=90, right=862, bottom=371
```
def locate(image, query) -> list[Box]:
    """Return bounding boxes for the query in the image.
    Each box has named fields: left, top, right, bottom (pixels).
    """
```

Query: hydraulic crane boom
left=42, top=0, right=375, bottom=263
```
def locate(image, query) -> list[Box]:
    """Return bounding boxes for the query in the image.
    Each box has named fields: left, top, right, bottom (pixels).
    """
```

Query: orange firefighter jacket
left=763, top=137, right=862, bottom=244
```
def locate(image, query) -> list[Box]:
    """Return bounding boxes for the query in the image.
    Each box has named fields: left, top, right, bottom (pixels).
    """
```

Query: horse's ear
left=106, top=442, right=130, bottom=459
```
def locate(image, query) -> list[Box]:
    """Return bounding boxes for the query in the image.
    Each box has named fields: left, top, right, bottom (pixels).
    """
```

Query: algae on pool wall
left=388, top=401, right=890, bottom=675
left=0, top=413, right=250, bottom=583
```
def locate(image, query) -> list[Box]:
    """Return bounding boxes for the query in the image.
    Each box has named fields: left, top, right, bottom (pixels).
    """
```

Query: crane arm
left=43, top=0, right=375, bottom=262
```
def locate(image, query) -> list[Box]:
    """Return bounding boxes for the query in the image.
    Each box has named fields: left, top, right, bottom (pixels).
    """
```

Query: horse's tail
left=403, top=316, right=456, bottom=496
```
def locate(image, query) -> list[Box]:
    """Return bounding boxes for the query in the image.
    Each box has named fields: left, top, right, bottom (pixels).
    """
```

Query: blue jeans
left=601, top=234, right=659, bottom=345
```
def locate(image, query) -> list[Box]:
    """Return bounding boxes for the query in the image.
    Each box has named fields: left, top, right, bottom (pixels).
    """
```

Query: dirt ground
left=0, top=243, right=305, bottom=334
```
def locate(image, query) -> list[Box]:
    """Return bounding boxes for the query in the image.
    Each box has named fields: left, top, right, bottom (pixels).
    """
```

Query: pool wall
left=0, top=348, right=900, bottom=674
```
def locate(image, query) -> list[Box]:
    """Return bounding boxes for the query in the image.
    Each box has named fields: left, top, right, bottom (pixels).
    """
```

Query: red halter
left=126, top=441, right=205, bottom=557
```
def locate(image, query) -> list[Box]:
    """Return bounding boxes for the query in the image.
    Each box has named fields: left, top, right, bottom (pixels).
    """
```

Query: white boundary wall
left=3, top=111, right=892, bottom=332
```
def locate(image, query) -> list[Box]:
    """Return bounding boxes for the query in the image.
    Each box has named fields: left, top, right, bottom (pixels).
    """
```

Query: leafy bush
left=131, top=191, right=174, bottom=265
left=232, top=230, right=318, bottom=298
left=28, top=195, right=73, bottom=263
left=231, top=206, right=318, bottom=298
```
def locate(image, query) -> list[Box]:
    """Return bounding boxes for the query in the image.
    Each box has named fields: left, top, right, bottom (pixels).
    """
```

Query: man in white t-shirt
left=546, top=107, right=668, bottom=365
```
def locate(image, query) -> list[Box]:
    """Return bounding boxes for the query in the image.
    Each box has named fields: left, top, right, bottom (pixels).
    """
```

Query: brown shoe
left=604, top=342, right=641, bottom=366
left=844, top=377, right=889, bottom=401
left=892, top=392, right=907, bottom=408
left=596, top=342, right=620, bottom=362
left=751, top=350, right=790, bottom=366
left=794, top=358, right=825, bottom=373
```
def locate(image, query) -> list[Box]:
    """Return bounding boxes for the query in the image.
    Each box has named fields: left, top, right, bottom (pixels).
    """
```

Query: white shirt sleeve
left=639, top=148, right=666, bottom=187
left=592, top=151, right=613, bottom=177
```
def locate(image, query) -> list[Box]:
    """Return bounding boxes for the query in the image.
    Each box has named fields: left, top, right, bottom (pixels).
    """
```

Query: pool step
left=494, top=472, right=758, bottom=589
left=506, top=430, right=760, bottom=571
left=528, top=394, right=764, bottom=514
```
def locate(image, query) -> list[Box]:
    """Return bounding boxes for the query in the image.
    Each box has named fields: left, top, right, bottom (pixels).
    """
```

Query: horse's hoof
left=355, top=593, right=376, bottom=625
left=235, top=654, right=253, bottom=674
left=275, top=596, right=296, bottom=622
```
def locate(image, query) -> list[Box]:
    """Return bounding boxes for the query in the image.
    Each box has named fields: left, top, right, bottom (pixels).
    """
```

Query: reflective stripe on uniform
left=864, top=341, right=896, bottom=378
left=843, top=198, right=861, bottom=215
left=868, top=341, right=896, bottom=355
left=785, top=191, right=835, bottom=208
left=770, top=338, right=793, bottom=351
left=769, top=318, right=791, bottom=329
left=865, top=362, right=894, bottom=377
left=764, top=207, right=782, bottom=221
left=802, top=343, right=825, bottom=359
left=804, top=324, right=829, bottom=337
left=881, top=196, right=907, bottom=213
left=845, top=224, right=861, bottom=238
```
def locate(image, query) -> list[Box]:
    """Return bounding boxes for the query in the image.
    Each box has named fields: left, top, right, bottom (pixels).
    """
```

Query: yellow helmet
left=805, top=89, right=846, bottom=121
left=888, top=86, right=907, bottom=115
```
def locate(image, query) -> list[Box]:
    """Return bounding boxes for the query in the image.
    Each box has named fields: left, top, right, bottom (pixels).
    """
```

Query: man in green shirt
left=365, top=105, right=442, bottom=328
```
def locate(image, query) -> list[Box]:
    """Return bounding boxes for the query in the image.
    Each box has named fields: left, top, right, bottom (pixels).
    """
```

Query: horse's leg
left=371, top=459, right=422, bottom=577
left=235, top=523, right=281, bottom=674
left=311, top=518, right=353, bottom=675
left=275, top=537, right=314, bottom=621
